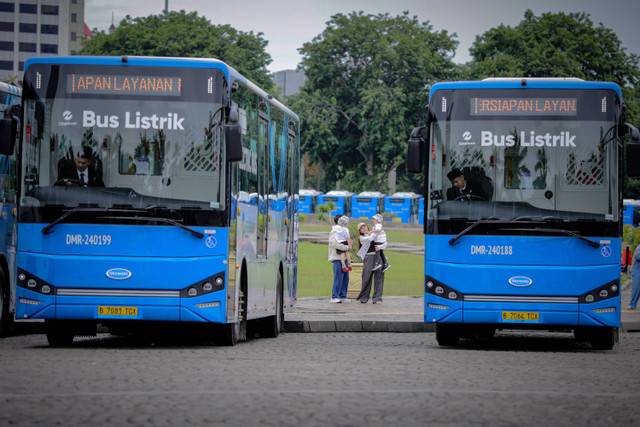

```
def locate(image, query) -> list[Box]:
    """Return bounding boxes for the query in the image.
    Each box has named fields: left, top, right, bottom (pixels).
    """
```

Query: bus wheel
left=589, top=327, right=617, bottom=350
left=0, top=271, right=14, bottom=337
left=261, top=273, right=283, bottom=338
left=217, top=272, right=247, bottom=346
left=435, top=323, right=460, bottom=346
left=45, top=320, right=75, bottom=347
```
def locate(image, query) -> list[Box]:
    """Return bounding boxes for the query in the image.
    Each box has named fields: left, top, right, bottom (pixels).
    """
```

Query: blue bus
left=351, top=191, right=385, bottom=219
left=318, top=190, right=352, bottom=216
left=407, top=78, right=640, bottom=350
left=385, top=192, right=420, bottom=223
left=622, top=199, right=640, bottom=227
left=5, top=56, right=300, bottom=346
left=418, top=197, right=424, bottom=225
left=299, top=189, right=322, bottom=214
left=0, top=82, right=20, bottom=336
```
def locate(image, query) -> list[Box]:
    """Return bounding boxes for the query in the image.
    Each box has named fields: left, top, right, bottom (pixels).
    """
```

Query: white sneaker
left=371, top=264, right=382, bottom=271
left=382, top=264, right=391, bottom=273
left=330, top=298, right=342, bottom=303
left=340, top=298, right=351, bottom=303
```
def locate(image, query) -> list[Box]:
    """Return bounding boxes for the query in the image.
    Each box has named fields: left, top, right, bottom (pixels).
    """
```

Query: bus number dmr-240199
left=66, top=234, right=112, bottom=245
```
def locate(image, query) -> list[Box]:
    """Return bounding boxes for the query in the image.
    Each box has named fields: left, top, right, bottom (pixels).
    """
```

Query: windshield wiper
left=449, top=217, right=504, bottom=246
left=504, top=227, right=600, bottom=249
left=41, top=207, right=110, bottom=235
left=100, top=216, right=204, bottom=239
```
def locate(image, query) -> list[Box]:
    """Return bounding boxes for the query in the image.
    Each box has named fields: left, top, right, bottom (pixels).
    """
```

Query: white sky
left=85, top=0, right=640, bottom=73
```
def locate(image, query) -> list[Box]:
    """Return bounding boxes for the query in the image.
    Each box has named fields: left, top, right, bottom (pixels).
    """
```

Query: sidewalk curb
left=13, top=319, right=639, bottom=335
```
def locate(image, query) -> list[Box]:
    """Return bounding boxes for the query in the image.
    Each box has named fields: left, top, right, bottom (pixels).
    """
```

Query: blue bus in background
left=407, top=78, right=640, bottom=350
left=7, top=56, right=300, bottom=346
left=418, top=197, right=424, bottom=225
left=299, top=189, right=322, bottom=214
left=0, top=81, right=20, bottom=336
left=622, top=199, right=640, bottom=227
left=318, top=190, right=352, bottom=216
left=351, top=191, right=385, bottom=219
left=385, top=192, right=420, bottom=223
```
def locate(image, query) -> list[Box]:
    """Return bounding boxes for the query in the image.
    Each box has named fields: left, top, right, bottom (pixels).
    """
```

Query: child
left=370, top=214, right=390, bottom=272
left=333, top=215, right=352, bottom=272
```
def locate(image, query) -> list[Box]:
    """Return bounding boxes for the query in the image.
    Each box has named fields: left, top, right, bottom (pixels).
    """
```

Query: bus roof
left=0, top=81, right=22, bottom=96
left=24, top=56, right=298, bottom=122
left=429, top=78, right=622, bottom=99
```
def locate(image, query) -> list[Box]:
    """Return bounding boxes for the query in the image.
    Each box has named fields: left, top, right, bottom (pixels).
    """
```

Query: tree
left=294, top=11, right=459, bottom=193
left=467, top=10, right=640, bottom=198
left=80, top=10, right=274, bottom=90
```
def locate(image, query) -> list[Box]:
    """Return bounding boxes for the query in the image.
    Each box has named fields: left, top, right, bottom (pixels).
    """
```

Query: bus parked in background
left=622, top=199, right=640, bottom=227
left=351, top=191, right=385, bottom=219
left=299, top=189, right=322, bottom=214
left=385, top=192, right=420, bottom=223
left=318, top=190, right=352, bottom=216
left=408, top=78, right=640, bottom=350
left=0, top=81, right=20, bottom=336
left=5, top=56, right=299, bottom=346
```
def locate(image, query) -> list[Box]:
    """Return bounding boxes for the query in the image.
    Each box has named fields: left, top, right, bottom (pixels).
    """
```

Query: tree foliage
left=293, top=11, right=459, bottom=192
left=80, top=10, right=274, bottom=90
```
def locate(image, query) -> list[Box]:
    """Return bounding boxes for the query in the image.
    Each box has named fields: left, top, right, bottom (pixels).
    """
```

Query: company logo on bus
left=508, top=276, right=533, bottom=287
left=106, top=268, right=132, bottom=280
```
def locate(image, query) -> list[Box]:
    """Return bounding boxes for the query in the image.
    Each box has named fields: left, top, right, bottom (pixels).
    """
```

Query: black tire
left=261, top=274, right=283, bottom=338
left=435, top=323, right=460, bottom=346
left=45, top=320, right=75, bottom=347
left=217, top=268, right=247, bottom=346
left=589, top=327, right=617, bottom=350
left=0, top=268, right=14, bottom=337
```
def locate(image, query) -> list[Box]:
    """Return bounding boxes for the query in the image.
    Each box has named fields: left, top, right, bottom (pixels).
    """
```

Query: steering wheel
left=454, top=193, right=486, bottom=201
left=54, top=178, right=88, bottom=187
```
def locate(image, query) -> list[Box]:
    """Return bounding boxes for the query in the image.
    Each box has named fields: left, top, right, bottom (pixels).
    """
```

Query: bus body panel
left=351, top=196, right=383, bottom=218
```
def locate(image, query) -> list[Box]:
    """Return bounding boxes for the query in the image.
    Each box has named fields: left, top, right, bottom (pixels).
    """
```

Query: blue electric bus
left=385, top=192, right=420, bottom=223
left=4, top=56, right=300, bottom=346
left=298, top=189, right=322, bottom=214
left=407, top=78, right=640, bottom=349
left=351, top=191, right=385, bottom=219
left=0, top=81, right=20, bottom=336
left=318, top=190, right=352, bottom=216
left=622, top=199, right=640, bottom=227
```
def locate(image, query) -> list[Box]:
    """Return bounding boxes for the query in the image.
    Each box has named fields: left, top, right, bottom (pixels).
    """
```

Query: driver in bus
left=446, top=168, right=487, bottom=201
left=56, top=146, right=104, bottom=187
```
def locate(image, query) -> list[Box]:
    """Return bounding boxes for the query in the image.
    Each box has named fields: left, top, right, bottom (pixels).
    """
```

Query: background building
left=273, top=69, right=305, bottom=98
left=0, top=0, right=86, bottom=85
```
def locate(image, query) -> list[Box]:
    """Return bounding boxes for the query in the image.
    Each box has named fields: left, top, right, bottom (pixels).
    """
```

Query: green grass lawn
left=297, top=241, right=424, bottom=297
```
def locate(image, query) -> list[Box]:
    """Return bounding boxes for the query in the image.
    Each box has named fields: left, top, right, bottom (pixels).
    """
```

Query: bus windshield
left=20, top=64, right=228, bottom=226
left=427, top=88, right=620, bottom=236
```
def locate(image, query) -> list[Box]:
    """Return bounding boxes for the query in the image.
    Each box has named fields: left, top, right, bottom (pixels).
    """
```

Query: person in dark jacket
left=446, top=168, right=487, bottom=201
left=57, top=146, right=104, bottom=187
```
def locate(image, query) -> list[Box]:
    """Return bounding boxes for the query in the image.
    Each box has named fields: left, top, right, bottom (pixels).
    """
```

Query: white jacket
left=357, top=233, right=387, bottom=260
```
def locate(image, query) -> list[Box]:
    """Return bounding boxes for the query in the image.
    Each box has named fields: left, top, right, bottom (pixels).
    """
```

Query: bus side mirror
left=226, top=108, right=243, bottom=162
left=625, top=123, right=640, bottom=177
left=0, top=115, right=17, bottom=156
left=407, top=126, right=427, bottom=174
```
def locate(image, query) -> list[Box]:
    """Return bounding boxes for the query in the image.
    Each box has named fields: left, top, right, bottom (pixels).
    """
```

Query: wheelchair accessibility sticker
left=601, top=246, right=611, bottom=257
left=205, top=236, right=217, bottom=248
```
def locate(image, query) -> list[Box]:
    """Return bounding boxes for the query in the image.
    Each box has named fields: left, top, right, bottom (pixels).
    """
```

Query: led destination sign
left=67, top=74, right=182, bottom=96
left=471, top=97, right=577, bottom=116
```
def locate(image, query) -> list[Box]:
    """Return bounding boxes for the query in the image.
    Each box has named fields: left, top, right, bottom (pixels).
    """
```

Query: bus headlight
left=580, top=279, right=619, bottom=303
left=425, top=276, right=463, bottom=301
left=585, top=294, right=595, bottom=302
left=435, top=286, right=444, bottom=295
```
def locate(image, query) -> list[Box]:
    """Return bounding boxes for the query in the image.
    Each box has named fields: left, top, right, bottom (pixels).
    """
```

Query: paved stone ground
left=0, top=331, right=639, bottom=426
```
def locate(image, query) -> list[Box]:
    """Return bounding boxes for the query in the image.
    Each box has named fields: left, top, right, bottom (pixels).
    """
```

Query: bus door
left=286, top=130, right=297, bottom=262
left=257, top=115, right=269, bottom=258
